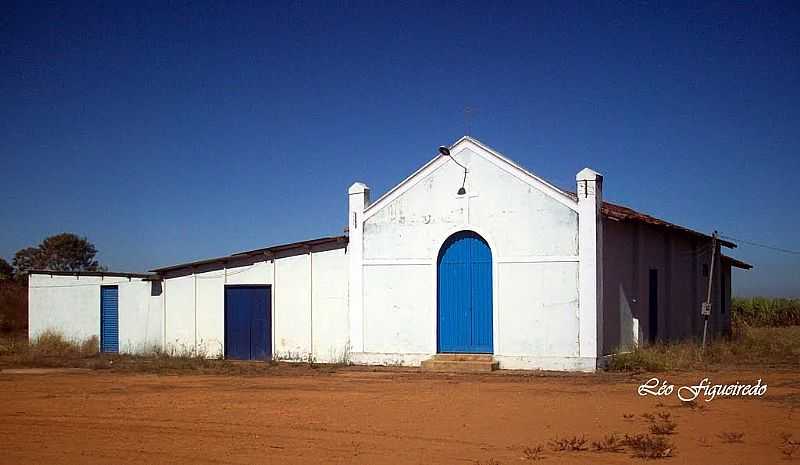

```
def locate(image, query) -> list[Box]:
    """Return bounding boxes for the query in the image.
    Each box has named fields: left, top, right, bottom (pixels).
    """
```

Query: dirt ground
left=0, top=366, right=797, bottom=464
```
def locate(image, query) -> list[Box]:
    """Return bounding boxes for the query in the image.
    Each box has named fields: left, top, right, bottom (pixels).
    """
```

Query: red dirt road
left=0, top=367, right=797, bottom=464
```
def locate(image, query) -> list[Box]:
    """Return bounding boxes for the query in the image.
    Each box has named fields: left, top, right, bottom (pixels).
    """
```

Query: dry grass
left=521, top=445, right=545, bottom=461
left=718, top=431, right=745, bottom=443
left=608, top=325, right=800, bottom=372
left=0, top=330, right=97, bottom=359
left=0, top=330, right=335, bottom=376
left=591, top=433, right=625, bottom=453
left=548, top=435, right=588, bottom=452
left=781, top=433, right=800, bottom=459
left=646, top=412, right=677, bottom=435
left=622, top=433, right=675, bottom=459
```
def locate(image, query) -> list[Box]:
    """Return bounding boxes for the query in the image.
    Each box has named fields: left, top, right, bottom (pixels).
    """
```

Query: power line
left=720, top=234, right=800, bottom=255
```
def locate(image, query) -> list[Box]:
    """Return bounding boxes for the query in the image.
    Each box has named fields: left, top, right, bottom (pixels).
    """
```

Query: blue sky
left=2, top=1, right=798, bottom=296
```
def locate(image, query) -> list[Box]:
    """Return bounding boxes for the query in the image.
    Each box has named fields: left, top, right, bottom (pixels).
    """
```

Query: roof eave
left=149, top=235, right=348, bottom=273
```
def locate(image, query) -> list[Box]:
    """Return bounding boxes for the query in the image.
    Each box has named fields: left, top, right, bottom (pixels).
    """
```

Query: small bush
left=592, top=433, right=624, bottom=453
left=649, top=420, right=677, bottom=435
left=717, top=431, right=744, bottom=443
left=473, top=459, right=501, bottom=465
left=522, top=445, right=545, bottom=460
left=622, top=434, right=674, bottom=459
left=646, top=412, right=677, bottom=435
left=781, top=433, right=800, bottom=458
left=549, top=435, right=588, bottom=452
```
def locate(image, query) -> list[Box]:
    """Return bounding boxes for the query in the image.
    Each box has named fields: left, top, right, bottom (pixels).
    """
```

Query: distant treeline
left=732, top=297, right=800, bottom=327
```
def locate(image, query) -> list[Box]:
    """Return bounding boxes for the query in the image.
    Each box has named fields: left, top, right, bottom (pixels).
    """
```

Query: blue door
left=438, top=231, right=493, bottom=353
left=225, top=286, right=271, bottom=361
left=100, top=286, right=119, bottom=353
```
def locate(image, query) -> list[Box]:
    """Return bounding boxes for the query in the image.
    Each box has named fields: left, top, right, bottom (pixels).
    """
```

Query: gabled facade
left=347, top=137, right=603, bottom=370
left=28, top=136, right=750, bottom=371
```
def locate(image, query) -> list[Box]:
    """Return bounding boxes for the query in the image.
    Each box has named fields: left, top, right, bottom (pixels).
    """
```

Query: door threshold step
left=421, top=354, right=499, bottom=372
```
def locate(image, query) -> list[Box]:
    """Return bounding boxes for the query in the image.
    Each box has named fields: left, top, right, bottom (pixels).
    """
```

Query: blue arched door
left=437, top=231, right=493, bottom=353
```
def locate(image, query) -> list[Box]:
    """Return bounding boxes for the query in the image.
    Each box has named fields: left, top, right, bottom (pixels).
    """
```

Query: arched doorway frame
left=430, top=224, right=500, bottom=354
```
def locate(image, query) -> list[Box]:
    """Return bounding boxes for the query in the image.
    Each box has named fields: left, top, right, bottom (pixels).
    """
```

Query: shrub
left=522, top=445, right=545, bottom=460
left=646, top=412, right=677, bottom=435
left=717, top=431, right=744, bottom=443
left=649, top=419, right=677, bottom=435
left=622, top=434, right=674, bottom=459
left=592, top=433, right=624, bottom=452
left=549, top=435, right=588, bottom=452
left=781, top=433, right=800, bottom=458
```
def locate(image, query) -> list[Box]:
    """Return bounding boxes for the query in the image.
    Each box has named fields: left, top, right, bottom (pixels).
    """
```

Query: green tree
left=0, top=258, right=13, bottom=280
left=12, top=233, right=104, bottom=277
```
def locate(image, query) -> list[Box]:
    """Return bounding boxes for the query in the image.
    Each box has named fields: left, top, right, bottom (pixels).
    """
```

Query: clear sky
left=2, top=1, right=798, bottom=296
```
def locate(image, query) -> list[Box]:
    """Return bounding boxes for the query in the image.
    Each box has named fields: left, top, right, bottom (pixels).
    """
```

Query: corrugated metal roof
left=149, top=235, right=348, bottom=273
left=600, top=201, right=737, bottom=249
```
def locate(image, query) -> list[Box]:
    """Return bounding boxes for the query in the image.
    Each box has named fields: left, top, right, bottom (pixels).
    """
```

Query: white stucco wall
left=311, top=248, right=349, bottom=363
left=29, top=245, right=348, bottom=363
left=28, top=273, right=162, bottom=352
left=161, top=247, right=348, bottom=362
left=354, top=140, right=591, bottom=370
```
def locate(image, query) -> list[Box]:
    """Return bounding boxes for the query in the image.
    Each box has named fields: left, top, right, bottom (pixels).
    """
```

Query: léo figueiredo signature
left=637, top=377, right=767, bottom=402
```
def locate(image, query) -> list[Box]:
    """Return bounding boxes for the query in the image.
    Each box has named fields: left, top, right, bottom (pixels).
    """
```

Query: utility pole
left=702, top=231, right=718, bottom=349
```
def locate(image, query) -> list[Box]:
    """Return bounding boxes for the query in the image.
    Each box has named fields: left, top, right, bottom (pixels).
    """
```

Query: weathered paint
left=27, top=136, right=745, bottom=372
left=353, top=137, right=589, bottom=370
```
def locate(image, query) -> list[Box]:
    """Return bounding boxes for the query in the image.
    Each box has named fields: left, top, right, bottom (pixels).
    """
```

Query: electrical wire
left=720, top=234, right=800, bottom=255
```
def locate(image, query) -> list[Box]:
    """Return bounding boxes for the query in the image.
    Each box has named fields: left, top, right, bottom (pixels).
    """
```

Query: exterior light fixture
left=438, top=146, right=468, bottom=195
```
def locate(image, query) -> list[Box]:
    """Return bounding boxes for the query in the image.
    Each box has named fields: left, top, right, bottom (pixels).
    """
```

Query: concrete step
left=421, top=354, right=499, bottom=372
left=431, top=354, right=494, bottom=362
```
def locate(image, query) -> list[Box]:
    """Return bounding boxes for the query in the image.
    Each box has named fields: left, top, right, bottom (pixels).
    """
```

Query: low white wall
left=28, top=273, right=162, bottom=352
left=161, top=247, right=349, bottom=362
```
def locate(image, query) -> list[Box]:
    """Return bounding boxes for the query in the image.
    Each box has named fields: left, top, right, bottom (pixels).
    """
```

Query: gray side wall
left=602, top=218, right=730, bottom=354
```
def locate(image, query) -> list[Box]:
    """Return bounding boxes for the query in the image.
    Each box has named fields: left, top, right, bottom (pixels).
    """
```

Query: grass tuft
left=522, top=445, right=545, bottom=461
left=549, top=435, right=588, bottom=452
left=717, top=431, right=744, bottom=443
left=622, top=433, right=674, bottom=459
left=591, top=433, right=625, bottom=453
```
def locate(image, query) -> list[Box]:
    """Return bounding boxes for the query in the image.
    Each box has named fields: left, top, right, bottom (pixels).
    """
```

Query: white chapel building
left=28, top=136, right=750, bottom=371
